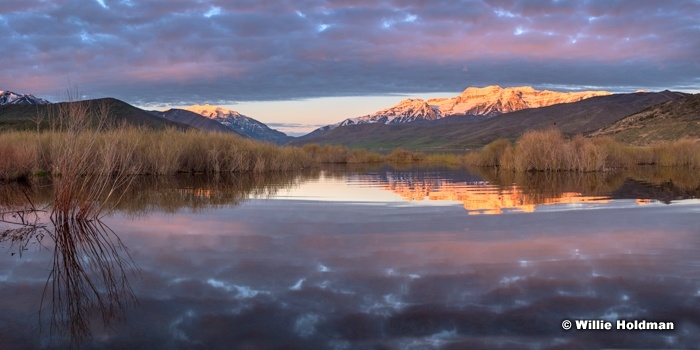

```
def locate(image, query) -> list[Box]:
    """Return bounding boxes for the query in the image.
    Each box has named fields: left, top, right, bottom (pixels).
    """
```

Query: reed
left=385, top=148, right=425, bottom=163
left=0, top=129, right=316, bottom=180
left=466, top=128, right=700, bottom=172
left=651, top=138, right=700, bottom=167
left=0, top=131, right=40, bottom=181
left=421, top=153, right=465, bottom=166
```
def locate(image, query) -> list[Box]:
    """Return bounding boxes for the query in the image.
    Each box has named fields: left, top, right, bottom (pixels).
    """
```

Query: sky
left=1, top=0, right=699, bottom=135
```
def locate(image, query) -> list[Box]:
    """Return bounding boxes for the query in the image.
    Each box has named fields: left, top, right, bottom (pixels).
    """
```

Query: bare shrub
left=501, top=128, right=567, bottom=171
left=470, top=138, right=510, bottom=167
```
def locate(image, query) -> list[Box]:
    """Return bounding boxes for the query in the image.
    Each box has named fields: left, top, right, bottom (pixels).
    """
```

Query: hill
left=291, top=91, right=687, bottom=150
left=0, top=98, right=191, bottom=131
left=589, top=94, right=700, bottom=144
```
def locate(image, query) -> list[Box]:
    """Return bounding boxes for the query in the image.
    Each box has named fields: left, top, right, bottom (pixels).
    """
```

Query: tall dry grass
left=301, top=144, right=384, bottom=164
left=0, top=128, right=315, bottom=178
left=385, top=148, right=425, bottom=163
left=0, top=131, right=41, bottom=181
left=651, top=139, right=700, bottom=167
left=131, top=129, right=312, bottom=174
left=466, top=128, right=700, bottom=172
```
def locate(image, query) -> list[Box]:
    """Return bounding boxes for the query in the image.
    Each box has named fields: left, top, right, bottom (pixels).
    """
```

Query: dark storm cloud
left=1, top=0, right=698, bottom=104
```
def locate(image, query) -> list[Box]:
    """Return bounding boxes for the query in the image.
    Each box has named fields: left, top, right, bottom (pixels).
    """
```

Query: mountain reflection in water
left=340, top=166, right=700, bottom=214
left=1, top=167, right=699, bottom=349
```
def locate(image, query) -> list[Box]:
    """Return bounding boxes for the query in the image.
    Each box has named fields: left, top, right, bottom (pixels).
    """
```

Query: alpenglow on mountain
left=184, top=104, right=289, bottom=144
left=313, top=86, right=611, bottom=133
left=0, top=90, right=50, bottom=105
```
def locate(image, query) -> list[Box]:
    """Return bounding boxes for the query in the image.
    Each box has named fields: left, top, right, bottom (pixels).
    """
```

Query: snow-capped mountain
left=0, top=90, right=50, bottom=105
left=151, top=108, right=237, bottom=134
left=311, top=86, right=611, bottom=134
left=184, top=104, right=289, bottom=144
left=428, top=85, right=611, bottom=117
left=339, top=98, right=442, bottom=127
left=307, top=98, right=442, bottom=137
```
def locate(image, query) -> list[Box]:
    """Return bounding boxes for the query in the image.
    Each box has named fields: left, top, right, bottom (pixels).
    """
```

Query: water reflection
left=0, top=182, right=136, bottom=346
left=340, top=166, right=700, bottom=214
left=1, top=167, right=700, bottom=349
left=4, top=166, right=699, bottom=218
left=103, top=179, right=699, bottom=349
left=0, top=171, right=315, bottom=346
left=0, top=183, right=48, bottom=257
left=46, top=215, right=137, bottom=344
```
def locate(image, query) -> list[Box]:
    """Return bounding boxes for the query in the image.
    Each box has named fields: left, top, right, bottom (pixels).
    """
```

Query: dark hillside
left=0, top=98, right=191, bottom=131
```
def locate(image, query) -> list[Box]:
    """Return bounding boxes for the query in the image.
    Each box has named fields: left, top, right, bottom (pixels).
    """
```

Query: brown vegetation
left=465, top=128, right=700, bottom=171
left=0, top=129, right=315, bottom=180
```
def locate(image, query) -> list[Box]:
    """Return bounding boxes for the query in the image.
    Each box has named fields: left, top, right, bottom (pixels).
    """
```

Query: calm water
left=1, top=166, right=700, bottom=349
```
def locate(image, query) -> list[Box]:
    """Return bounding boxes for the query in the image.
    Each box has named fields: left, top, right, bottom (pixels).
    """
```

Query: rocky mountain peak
left=184, top=104, right=243, bottom=119
left=182, top=104, right=288, bottom=144
left=432, top=85, right=611, bottom=117
left=0, top=90, right=51, bottom=105
left=337, top=97, right=441, bottom=127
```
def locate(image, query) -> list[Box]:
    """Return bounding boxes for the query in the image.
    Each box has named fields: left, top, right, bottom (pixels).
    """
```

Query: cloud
left=1, top=0, right=698, bottom=105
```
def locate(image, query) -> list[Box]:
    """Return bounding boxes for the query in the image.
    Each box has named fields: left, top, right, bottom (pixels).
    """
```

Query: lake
left=1, top=166, right=699, bottom=349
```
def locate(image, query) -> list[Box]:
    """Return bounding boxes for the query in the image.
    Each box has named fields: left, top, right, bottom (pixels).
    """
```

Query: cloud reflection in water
left=1, top=167, right=699, bottom=348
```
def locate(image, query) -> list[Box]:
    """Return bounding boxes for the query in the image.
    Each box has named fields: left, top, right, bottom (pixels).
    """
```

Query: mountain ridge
left=291, top=91, right=688, bottom=149
left=183, top=104, right=290, bottom=144
left=309, top=85, right=612, bottom=136
left=150, top=108, right=238, bottom=134
left=429, top=85, right=611, bottom=116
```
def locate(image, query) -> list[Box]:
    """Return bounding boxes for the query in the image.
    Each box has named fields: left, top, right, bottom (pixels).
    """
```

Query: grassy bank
left=1, top=128, right=471, bottom=183
left=3, top=126, right=700, bottom=184
left=0, top=128, right=314, bottom=182
left=465, top=128, right=700, bottom=171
